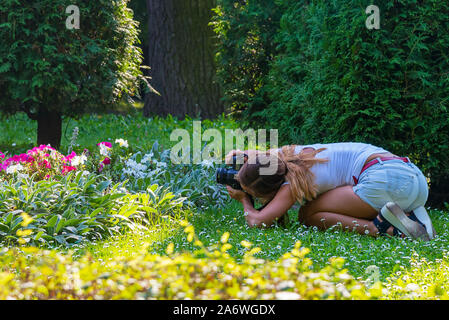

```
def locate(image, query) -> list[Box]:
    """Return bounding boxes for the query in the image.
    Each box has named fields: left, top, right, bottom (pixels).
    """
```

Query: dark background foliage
left=212, top=0, right=449, bottom=207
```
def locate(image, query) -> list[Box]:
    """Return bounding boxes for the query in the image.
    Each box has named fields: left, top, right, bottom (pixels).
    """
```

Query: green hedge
left=213, top=0, right=449, bottom=207
left=211, top=0, right=284, bottom=118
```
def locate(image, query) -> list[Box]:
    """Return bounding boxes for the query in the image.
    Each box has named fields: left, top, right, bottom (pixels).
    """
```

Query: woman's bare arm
left=242, top=184, right=296, bottom=227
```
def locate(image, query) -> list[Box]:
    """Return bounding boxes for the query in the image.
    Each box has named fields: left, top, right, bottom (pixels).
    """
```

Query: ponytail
left=279, top=145, right=328, bottom=204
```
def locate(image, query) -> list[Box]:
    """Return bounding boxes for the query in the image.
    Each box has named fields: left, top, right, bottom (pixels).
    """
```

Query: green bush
left=0, top=0, right=148, bottom=115
left=0, top=170, right=187, bottom=247
left=0, top=225, right=382, bottom=299
left=213, top=0, right=449, bottom=207
left=0, top=172, right=129, bottom=246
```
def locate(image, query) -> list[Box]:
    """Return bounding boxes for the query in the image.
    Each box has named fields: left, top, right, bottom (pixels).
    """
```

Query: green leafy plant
left=113, top=184, right=186, bottom=230
left=0, top=171, right=128, bottom=246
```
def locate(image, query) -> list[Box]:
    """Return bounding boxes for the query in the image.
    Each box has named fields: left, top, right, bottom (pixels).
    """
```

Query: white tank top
left=281, top=142, right=388, bottom=195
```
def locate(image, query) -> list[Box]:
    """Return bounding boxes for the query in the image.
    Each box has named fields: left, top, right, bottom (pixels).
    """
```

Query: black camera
left=215, top=154, right=247, bottom=190
left=216, top=153, right=285, bottom=224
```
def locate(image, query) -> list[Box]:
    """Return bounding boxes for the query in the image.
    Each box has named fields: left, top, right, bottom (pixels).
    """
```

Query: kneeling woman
left=225, top=142, right=435, bottom=241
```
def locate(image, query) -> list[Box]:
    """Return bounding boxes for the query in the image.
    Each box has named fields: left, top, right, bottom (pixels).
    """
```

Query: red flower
left=102, top=157, right=111, bottom=165
left=62, top=165, right=77, bottom=175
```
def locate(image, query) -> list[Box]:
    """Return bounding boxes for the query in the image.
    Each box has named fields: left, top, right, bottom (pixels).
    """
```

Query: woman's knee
left=298, top=203, right=317, bottom=225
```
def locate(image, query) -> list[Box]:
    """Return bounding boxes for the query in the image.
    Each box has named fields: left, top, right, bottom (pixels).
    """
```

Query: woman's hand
left=226, top=185, right=249, bottom=202
left=244, top=212, right=261, bottom=228
left=225, top=149, right=246, bottom=165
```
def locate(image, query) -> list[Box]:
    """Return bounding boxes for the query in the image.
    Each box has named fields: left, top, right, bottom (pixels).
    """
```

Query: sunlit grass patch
left=151, top=205, right=449, bottom=285
left=383, top=252, right=449, bottom=299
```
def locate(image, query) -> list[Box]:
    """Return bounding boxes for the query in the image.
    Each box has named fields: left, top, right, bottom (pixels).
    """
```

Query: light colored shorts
left=353, top=158, right=429, bottom=212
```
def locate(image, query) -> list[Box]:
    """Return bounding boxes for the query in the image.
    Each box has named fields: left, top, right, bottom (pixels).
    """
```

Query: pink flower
left=65, top=151, right=77, bottom=162
left=38, top=145, right=55, bottom=151
left=102, top=157, right=111, bottom=165
left=98, top=163, right=104, bottom=173
left=40, top=160, right=52, bottom=169
left=0, top=151, right=4, bottom=159
left=97, top=142, right=112, bottom=148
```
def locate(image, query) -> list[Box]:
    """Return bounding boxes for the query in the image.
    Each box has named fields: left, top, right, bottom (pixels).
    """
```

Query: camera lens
left=215, top=167, right=242, bottom=190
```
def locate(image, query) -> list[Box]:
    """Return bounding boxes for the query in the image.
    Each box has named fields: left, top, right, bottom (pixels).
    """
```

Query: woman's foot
left=373, top=202, right=430, bottom=241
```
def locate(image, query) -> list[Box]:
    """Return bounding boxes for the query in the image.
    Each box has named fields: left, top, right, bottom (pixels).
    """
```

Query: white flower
left=99, top=144, right=110, bottom=156
left=6, top=164, right=24, bottom=174
left=405, top=283, right=420, bottom=292
left=47, top=149, right=58, bottom=160
left=274, top=292, right=301, bottom=300
left=122, top=159, right=149, bottom=179
left=156, top=161, right=167, bottom=168
left=200, top=159, right=215, bottom=168
left=115, top=138, right=129, bottom=148
left=141, top=153, right=153, bottom=164
left=71, top=155, right=87, bottom=166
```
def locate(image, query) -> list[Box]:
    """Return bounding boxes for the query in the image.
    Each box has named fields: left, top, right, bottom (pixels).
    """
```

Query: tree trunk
left=37, top=107, right=62, bottom=150
left=144, top=0, right=224, bottom=119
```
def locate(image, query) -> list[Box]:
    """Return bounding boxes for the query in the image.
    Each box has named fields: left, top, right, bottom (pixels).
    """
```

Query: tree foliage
left=211, top=0, right=284, bottom=118
left=0, top=0, right=151, bottom=146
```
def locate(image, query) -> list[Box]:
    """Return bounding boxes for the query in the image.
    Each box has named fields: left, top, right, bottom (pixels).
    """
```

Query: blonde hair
left=279, top=145, right=328, bottom=204
left=238, top=145, right=328, bottom=204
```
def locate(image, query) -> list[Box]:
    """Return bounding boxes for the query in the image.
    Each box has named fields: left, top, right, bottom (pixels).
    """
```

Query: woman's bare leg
left=298, top=185, right=392, bottom=237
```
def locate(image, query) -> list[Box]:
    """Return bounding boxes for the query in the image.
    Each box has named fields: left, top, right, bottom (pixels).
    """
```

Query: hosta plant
left=0, top=171, right=128, bottom=246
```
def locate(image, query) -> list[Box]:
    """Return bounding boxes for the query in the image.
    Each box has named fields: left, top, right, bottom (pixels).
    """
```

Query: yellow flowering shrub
left=0, top=222, right=382, bottom=300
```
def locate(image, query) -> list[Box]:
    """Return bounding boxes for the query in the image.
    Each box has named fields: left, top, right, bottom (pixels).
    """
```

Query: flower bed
left=0, top=138, right=131, bottom=180
left=0, top=139, right=190, bottom=247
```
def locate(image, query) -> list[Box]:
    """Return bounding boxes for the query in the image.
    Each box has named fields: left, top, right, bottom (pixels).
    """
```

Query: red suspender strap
left=353, top=156, right=409, bottom=186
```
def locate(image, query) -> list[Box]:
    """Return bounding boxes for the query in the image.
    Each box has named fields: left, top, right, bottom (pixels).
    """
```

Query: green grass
left=78, top=197, right=449, bottom=284
left=146, top=205, right=449, bottom=283
left=2, top=110, right=449, bottom=294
